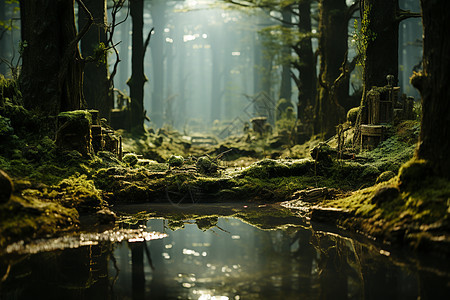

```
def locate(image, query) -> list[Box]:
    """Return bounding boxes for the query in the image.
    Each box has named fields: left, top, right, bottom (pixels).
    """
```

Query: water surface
left=0, top=204, right=449, bottom=299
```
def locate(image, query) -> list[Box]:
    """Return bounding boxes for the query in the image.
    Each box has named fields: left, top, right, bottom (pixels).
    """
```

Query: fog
left=0, top=0, right=423, bottom=134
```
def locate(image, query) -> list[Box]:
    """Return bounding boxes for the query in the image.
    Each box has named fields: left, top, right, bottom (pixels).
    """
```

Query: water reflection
left=1, top=213, right=449, bottom=299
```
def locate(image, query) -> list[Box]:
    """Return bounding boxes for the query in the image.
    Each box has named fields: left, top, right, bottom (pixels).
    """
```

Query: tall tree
left=292, top=0, right=316, bottom=126
left=315, top=0, right=358, bottom=138
left=79, top=0, right=113, bottom=120
left=411, top=0, right=450, bottom=178
left=278, top=6, right=292, bottom=103
left=148, top=0, right=167, bottom=128
left=127, top=0, right=150, bottom=133
left=358, top=0, right=420, bottom=125
left=0, top=0, right=7, bottom=75
left=20, top=0, right=92, bottom=115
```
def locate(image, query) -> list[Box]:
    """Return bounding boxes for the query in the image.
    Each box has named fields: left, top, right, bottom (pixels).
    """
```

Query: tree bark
left=294, top=0, right=316, bottom=125
left=0, top=0, right=7, bottom=75
left=149, top=0, right=166, bottom=128
left=412, top=0, right=450, bottom=178
left=279, top=7, right=292, bottom=103
left=79, top=0, right=113, bottom=120
left=127, top=0, right=146, bottom=133
left=363, top=0, right=399, bottom=90
left=20, top=0, right=84, bottom=116
left=315, top=0, right=348, bottom=138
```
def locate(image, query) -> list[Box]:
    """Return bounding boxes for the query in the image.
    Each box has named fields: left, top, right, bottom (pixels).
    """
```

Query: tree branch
left=143, top=27, right=155, bottom=58
left=57, top=0, right=93, bottom=109
left=347, top=2, right=360, bottom=21
left=396, top=9, right=421, bottom=23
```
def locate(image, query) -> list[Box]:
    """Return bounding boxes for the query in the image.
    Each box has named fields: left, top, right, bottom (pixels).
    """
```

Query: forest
left=0, top=0, right=449, bottom=299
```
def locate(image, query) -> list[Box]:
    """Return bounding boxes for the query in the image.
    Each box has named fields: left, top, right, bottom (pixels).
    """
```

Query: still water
left=0, top=204, right=449, bottom=299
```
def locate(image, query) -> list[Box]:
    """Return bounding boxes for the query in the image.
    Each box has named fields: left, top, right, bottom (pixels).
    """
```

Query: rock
left=347, top=107, right=360, bottom=125
left=96, top=208, right=117, bottom=224
left=310, top=207, right=351, bottom=223
left=291, top=187, right=331, bottom=203
left=168, top=155, right=184, bottom=167
left=310, top=143, right=335, bottom=163
left=122, top=153, right=139, bottom=166
left=371, top=186, right=400, bottom=205
left=0, top=169, right=14, bottom=203
left=376, top=170, right=396, bottom=183
left=55, top=110, right=93, bottom=155
left=196, top=156, right=218, bottom=174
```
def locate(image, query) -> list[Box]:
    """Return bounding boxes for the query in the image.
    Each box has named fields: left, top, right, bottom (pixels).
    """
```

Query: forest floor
left=0, top=84, right=449, bottom=255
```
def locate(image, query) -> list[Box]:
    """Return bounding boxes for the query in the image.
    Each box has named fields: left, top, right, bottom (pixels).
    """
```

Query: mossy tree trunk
left=20, top=0, right=86, bottom=116
left=356, top=0, right=420, bottom=131
left=363, top=0, right=399, bottom=91
left=315, top=0, right=350, bottom=138
left=292, top=0, right=316, bottom=125
left=127, top=0, right=146, bottom=133
left=411, top=0, right=450, bottom=178
left=79, top=0, right=113, bottom=121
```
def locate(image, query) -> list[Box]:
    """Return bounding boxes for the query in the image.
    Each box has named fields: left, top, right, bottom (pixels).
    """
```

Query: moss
left=240, top=159, right=290, bottom=179
left=58, top=110, right=93, bottom=125
left=168, top=155, right=184, bottom=167
left=0, top=194, right=79, bottom=248
left=398, top=158, right=433, bottom=191
left=347, top=107, right=359, bottom=124
left=122, top=153, right=139, bottom=166
left=196, top=156, right=218, bottom=174
left=376, top=171, right=396, bottom=184
left=195, top=217, right=218, bottom=231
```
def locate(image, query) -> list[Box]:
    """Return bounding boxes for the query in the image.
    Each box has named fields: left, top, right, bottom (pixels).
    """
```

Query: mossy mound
left=317, top=158, right=450, bottom=253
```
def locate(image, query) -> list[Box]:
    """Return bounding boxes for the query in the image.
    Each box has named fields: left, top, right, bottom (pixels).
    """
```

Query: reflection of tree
left=0, top=244, right=114, bottom=299
left=292, top=229, right=315, bottom=298
left=148, top=220, right=168, bottom=298
left=315, top=236, right=349, bottom=299
left=130, top=242, right=145, bottom=300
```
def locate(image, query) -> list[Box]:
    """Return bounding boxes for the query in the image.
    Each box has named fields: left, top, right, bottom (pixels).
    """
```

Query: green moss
left=398, top=159, right=433, bottom=190
left=123, top=153, right=139, bottom=166
left=376, top=171, right=396, bottom=184
left=168, top=155, right=184, bottom=167
left=58, top=110, right=93, bottom=125
left=196, top=156, right=218, bottom=174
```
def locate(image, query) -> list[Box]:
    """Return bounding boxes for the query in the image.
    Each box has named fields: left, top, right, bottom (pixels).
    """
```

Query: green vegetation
left=1, top=74, right=447, bottom=254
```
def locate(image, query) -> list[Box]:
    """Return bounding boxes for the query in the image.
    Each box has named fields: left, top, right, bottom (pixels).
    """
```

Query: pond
left=0, top=204, right=449, bottom=299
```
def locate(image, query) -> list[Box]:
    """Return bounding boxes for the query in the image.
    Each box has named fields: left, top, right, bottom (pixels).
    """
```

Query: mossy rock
left=376, top=171, right=396, bottom=184
left=116, top=183, right=149, bottom=202
left=168, top=155, right=184, bottom=167
left=347, top=107, right=359, bottom=125
left=398, top=159, right=433, bottom=190
left=310, top=143, right=334, bottom=163
left=123, top=153, right=139, bottom=166
left=241, top=159, right=290, bottom=179
left=195, top=217, right=218, bottom=231
left=196, top=156, right=218, bottom=174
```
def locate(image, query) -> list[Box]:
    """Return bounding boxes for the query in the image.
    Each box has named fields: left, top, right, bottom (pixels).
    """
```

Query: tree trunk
left=315, top=0, right=348, bottom=138
left=295, top=0, right=316, bottom=125
left=0, top=0, right=7, bottom=75
left=357, top=0, right=400, bottom=126
left=279, top=7, right=292, bottom=103
left=149, top=0, right=166, bottom=128
left=363, top=0, right=399, bottom=90
left=79, top=0, right=113, bottom=120
left=411, top=0, right=450, bottom=178
left=209, top=28, right=223, bottom=123
left=20, top=0, right=84, bottom=116
left=127, top=0, right=146, bottom=133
